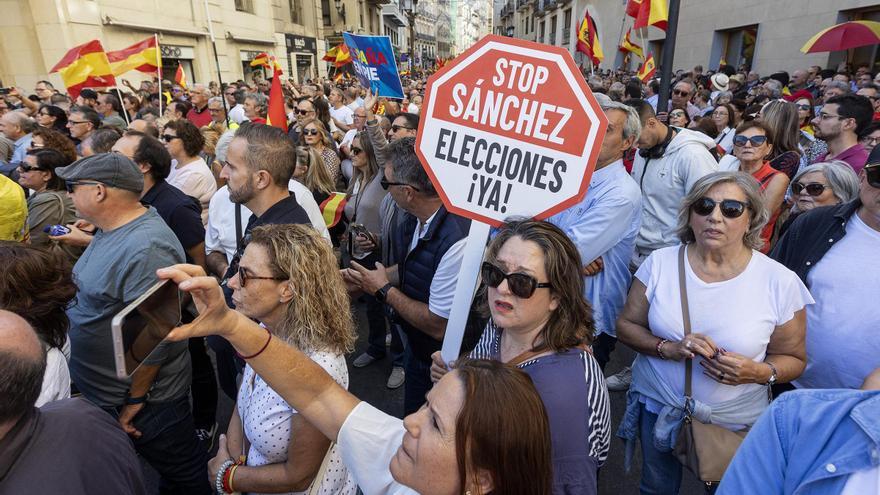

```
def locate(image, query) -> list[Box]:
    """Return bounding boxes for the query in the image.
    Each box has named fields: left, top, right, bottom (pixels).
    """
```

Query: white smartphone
left=111, top=279, right=182, bottom=379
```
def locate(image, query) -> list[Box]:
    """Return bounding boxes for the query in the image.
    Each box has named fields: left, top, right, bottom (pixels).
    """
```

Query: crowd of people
left=0, top=56, right=878, bottom=495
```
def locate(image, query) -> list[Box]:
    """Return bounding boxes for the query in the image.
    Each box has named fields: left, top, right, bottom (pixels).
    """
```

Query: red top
left=751, top=161, right=782, bottom=254
left=186, top=105, right=212, bottom=128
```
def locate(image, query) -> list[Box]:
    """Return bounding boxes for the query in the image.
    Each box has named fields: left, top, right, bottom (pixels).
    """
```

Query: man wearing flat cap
left=56, top=152, right=211, bottom=494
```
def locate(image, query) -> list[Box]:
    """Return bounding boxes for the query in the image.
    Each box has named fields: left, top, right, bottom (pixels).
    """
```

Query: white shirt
left=228, top=104, right=247, bottom=124
left=205, top=181, right=331, bottom=262
left=238, top=350, right=356, bottom=495
left=167, top=157, right=217, bottom=226
left=407, top=209, right=467, bottom=319
left=346, top=99, right=363, bottom=112
left=795, top=213, right=880, bottom=389
left=36, top=344, right=70, bottom=407
left=636, top=246, right=813, bottom=407
left=337, top=402, right=417, bottom=495
left=715, top=127, right=735, bottom=154
left=329, top=105, right=354, bottom=127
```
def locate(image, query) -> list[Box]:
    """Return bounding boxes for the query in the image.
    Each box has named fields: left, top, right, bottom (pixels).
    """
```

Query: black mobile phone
left=0, top=88, right=10, bottom=96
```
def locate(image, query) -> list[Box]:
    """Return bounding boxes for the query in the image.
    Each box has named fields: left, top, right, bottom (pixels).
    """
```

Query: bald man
left=0, top=310, right=145, bottom=493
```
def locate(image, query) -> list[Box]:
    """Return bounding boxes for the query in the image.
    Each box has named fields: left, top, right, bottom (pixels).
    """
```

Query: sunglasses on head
left=481, top=262, right=551, bottom=299
left=733, top=135, right=768, bottom=147
left=302, top=128, right=319, bottom=136
left=791, top=182, right=828, bottom=197
left=866, top=164, right=880, bottom=189
left=691, top=197, right=749, bottom=218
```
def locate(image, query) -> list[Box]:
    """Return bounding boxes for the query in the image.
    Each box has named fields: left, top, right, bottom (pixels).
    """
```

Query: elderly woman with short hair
left=776, top=161, right=860, bottom=238
left=616, top=171, right=813, bottom=493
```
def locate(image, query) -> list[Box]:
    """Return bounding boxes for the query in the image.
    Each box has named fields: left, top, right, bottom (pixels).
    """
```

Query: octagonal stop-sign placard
left=415, top=35, right=608, bottom=362
left=416, top=34, right=608, bottom=227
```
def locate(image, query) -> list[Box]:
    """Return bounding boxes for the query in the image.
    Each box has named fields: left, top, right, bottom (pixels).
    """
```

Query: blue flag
left=343, top=33, right=404, bottom=99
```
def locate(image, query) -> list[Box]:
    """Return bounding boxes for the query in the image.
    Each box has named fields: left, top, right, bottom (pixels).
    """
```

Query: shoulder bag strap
left=234, top=203, right=243, bottom=252
left=678, top=245, right=693, bottom=402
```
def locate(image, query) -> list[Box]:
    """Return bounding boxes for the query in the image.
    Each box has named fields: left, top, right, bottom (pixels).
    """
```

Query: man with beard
left=204, top=122, right=311, bottom=399
left=811, top=95, right=874, bottom=173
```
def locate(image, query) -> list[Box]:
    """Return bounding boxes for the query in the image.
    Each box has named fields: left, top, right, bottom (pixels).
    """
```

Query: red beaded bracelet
left=221, top=463, right=235, bottom=493
left=237, top=328, right=272, bottom=360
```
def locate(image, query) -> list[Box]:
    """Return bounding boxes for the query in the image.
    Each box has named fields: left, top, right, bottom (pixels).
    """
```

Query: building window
left=289, top=0, right=302, bottom=24
left=711, top=24, right=758, bottom=72
left=539, top=20, right=545, bottom=43
left=562, top=9, right=571, bottom=44
left=321, top=0, right=332, bottom=26
left=235, top=0, right=253, bottom=13
left=549, top=15, right=556, bottom=45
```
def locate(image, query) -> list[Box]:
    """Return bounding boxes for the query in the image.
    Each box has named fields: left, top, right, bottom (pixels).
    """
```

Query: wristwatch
left=124, top=392, right=147, bottom=405
left=764, top=362, right=778, bottom=386
left=374, top=283, right=393, bottom=303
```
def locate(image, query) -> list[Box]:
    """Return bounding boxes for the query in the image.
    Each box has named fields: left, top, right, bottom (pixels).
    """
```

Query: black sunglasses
left=380, top=176, right=420, bottom=191
left=392, top=124, right=414, bottom=133
left=236, top=265, right=287, bottom=288
left=64, top=180, right=102, bottom=193
left=302, top=128, right=319, bottom=136
left=791, top=182, right=828, bottom=197
left=161, top=134, right=179, bottom=143
left=296, top=109, right=314, bottom=115
left=481, top=262, right=551, bottom=299
left=691, top=197, right=749, bottom=218
left=18, top=164, right=43, bottom=172
left=673, top=89, right=690, bottom=96
left=350, top=146, right=363, bottom=156
left=733, top=135, right=768, bottom=147
left=796, top=104, right=812, bottom=112
left=866, top=164, right=880, bottom=189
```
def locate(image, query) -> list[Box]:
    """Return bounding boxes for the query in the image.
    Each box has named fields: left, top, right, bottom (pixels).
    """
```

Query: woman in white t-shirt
left=0, top=242, right=76, bottom=406
left=617, top=171, right=813, bottom=493
left=162, top=119, right=217, bottom=225
left=206, top=224, right=357, bottom=495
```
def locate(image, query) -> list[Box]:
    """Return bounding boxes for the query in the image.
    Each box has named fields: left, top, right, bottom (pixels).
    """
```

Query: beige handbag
left=672, top=245, right=748, bottom=484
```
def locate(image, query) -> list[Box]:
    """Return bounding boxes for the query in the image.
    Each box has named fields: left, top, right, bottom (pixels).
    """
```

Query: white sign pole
left=440, top=221, right=491, bottom=364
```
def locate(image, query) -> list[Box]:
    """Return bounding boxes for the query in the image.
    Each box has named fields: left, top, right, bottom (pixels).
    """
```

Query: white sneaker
left=606, top=366, right=632, bottom=392
left=386, top=366, right=405, bottom=389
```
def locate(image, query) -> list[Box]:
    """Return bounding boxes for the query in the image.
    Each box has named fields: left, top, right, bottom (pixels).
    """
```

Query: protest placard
left=343, top=33, right=404, bottom=98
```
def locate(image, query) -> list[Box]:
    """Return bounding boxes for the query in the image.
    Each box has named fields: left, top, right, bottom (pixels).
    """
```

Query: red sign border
left=415, top=34, right=608, bottom=227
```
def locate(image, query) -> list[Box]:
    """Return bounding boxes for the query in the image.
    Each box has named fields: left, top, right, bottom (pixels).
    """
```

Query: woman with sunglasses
left=17, top=149, right=81, bottom=260
left=617, top=171, right=811, bottom=494
left=208, top=224, right=358, bottom=494
left=163, top=119, right=217, bottom=225
left=668, top=107, right=691, bottom=129
left=430, top=219, right=611, bottom=495
left=35, top=105, right=69, bottom=135
left=776, top=161, right=860, bottom=238
left=301, top=119, right=341, bottom=184
left=158, top=230, right=555, bottom=495
left=731, top=121, right=790, bottom=253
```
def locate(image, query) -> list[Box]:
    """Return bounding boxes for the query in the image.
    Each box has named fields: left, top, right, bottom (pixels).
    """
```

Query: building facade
left=495, top=0, right=880, bottom=76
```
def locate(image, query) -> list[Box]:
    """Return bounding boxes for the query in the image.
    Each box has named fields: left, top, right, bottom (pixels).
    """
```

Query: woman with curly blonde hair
left=208, top=223, right=357, bottom=495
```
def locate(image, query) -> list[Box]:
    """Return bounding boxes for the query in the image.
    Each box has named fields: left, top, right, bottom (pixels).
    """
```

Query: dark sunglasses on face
left=350, top=146, right=363, bottom=156
left=866, top=164, right=880, bottom=189
left=673, top=89, right=690, bottom=97
left=481, top=262, right=551, bottom=299
left=691, top=197, right=749, bottom=218
left=64, top=180, right=102, bottom=193
left=236, top=265, right=287, bottom=288
left=733, top=135, right=768, bottom=147
left=161, top=134, right=180, bottom=143
left=392, top=124, right=414, bottom=133
left=796, top=104, right=812, bottom=112
left=791, top=182, right=828, bottom=196
left=380, top=176, right=420, bottom=191
left=302, top=128, right=319, bottom=136
left=18, top=164, right=43, bottom=172
left=296, top=109, right=314, bottom=115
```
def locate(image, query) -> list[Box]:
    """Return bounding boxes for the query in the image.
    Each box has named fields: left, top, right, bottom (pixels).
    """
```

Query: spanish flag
left=49, top=40, right=117, bottom=99
left=250, top=53, right=288, bottom=132
left=576, top=10, right=603, bottom=66
left=320, top=192, right=348, bottom=228
left=637, top=54, right=657, bottom=82
left=174, top=63, right=187, bottom=89
left=625, top=0, right=643, bottom=18
left=619, top=28, right=644, bottom=60
left=107, top=37, right=160, bottom=76
left=634, top=0, right=668, bottom=31
left=323, top=43, right=352, bottom=68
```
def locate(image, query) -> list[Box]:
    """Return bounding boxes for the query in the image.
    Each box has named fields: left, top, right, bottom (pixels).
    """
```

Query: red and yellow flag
left=637, top=54, right=657, bottom=82
left=576, top=10, right=604, bottom=66
left=324, top=43, right=352, bottom=68
left=634, top=0, right=668, bottom=31
left=174, top=64, right=187, bottom=88
left=320, top=192, right=348, bottom=228
left=619, top=28, right=644, bottom=60
left=49, top=40, right=117, bottom=99
left=250, top=53, right=287, bottom=132
left=625, top=0, right=643, bottom=18
left=107, top=37, right=160, bottom=76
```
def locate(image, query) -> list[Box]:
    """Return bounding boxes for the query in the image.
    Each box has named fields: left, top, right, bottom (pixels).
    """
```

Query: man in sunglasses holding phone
left=771, top=146, right=880, bottom=394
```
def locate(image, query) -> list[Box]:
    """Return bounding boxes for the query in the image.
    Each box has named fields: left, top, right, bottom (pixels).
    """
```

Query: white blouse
left=237, top=350, right=356, bottom=495
left=167, top=157, right=217, bottom=226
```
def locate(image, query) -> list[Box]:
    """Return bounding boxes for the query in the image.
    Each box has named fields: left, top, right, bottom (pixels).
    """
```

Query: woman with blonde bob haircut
left=208, top=224, right=358, bottom=494
left=301, top=118, right=341, bottom=183
left=617, top=172, right=812, bottom=493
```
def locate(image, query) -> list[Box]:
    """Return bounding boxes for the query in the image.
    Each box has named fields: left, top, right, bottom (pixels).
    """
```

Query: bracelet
left=124, top=393, right=147, bottom=405
left=227, top=464, right=239, bottom=493
left=656, top=339, right=669, bottom=360
left=236, top=328, right=272, bottom=360
left=214, top=459, right=235, bottom=494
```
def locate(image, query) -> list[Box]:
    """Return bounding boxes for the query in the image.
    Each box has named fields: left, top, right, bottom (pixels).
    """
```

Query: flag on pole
left=107, top=37, right=160, bottom=76
left=174, top=64, right=187, bottom=88
left=634, top=0, right=669, bottom=31
left=323, top=43, right=352, bottom=67
left=637, top=54, right=657, bottom=82
left=576, top=10, right=604, bottom=66
left=625, top=0, right=643, bottom=18
left=619, top=28, right=645, bottom=60
left=250, top=53, right=288, bottom=132
left=49, top=40, right=117, bottom=99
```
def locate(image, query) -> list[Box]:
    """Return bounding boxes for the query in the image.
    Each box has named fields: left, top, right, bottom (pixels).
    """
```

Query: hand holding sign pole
left=415, top=35, right=608, bottom=363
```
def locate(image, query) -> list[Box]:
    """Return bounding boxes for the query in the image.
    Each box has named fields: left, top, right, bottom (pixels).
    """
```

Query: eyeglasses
left=672, top=89, right=690, bottom=97
left=711, top=110, right=728, bottom=117
left=791, top=182, right=828, bottom=197
left=208, top=108, right=223, bottom=113
left=481, top=262, right=551, bottom=299
left=302, top=128, right=319, bottom=136
left=29, top=142, right=45, bottom=149
left=64, top=180, right=102, bottom=193
left=866, top=164, right=880, bottom=189
left=691, top=197, right=749, bottom=218
left=18, top=164, right=43, bottom=172
left=235, top=266, right=287, bottom=288
left=861, top=136, right=880, bottom=146
left=796, top=104, right=812, bottom=112
left=161, top=134, right=180, bottom=143
left=380, top=176, right=420, bottom=191
left=350, top=146, right=363, bottom=156
left=392, top=124, right=414, bottom=133
left=818, top=113, right=845, bottom=121
left=296, top=109, right=314, bottom=115
left=733, top=135, right=768, bottom=147
left=669, top=111, right=686, bottom=118
left=67, top=120, right=90, bottom=126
